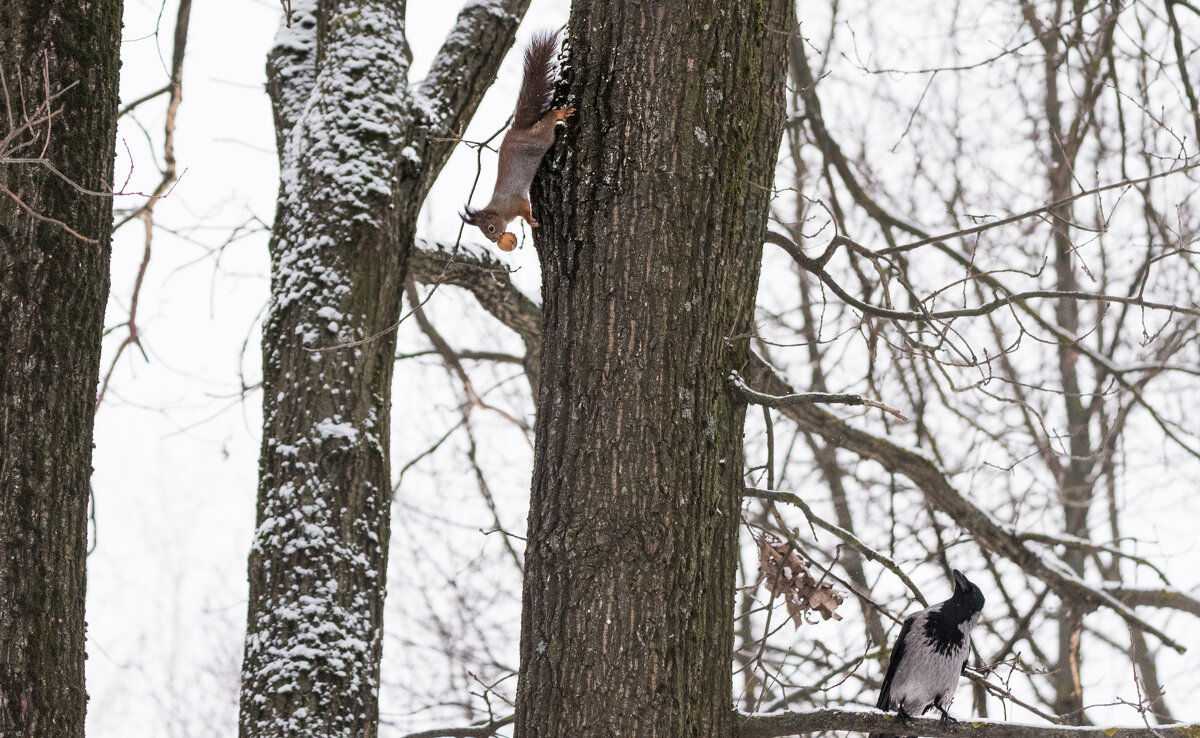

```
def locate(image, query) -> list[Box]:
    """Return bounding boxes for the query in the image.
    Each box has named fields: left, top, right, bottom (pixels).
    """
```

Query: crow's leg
left=896, top=703, right=913, bottom=726
left=932, top=698, right=956, bottom=726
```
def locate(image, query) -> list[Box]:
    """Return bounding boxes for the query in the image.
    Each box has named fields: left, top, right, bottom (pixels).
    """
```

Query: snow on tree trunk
left=239, top=4, right=409, bottom=736
left=239, top=1, right=532, bottom=735
left=516, top=2, right=793, bottom=736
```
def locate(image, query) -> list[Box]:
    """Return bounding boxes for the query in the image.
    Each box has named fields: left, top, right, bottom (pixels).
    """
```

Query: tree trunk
left=238, top=1, right=530, bottom=735
left=0, top=2, right=123, bottom=736
left=516, top=2, right=792, bottom=735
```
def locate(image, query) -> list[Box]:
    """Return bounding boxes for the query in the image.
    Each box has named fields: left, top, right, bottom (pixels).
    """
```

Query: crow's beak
left=952, top=569, right=970, bottom=592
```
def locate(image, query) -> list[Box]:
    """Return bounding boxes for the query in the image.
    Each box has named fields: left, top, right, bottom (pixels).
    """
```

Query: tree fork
left=239, top=1, right=532, bottom=736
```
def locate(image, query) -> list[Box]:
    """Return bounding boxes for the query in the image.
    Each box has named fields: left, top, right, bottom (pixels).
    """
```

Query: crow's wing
left=876, top=615, right=915, bottom=710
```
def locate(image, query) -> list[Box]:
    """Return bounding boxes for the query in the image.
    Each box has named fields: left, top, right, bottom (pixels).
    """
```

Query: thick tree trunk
left=516, top=2, right=791, bottom=736
left=239, top=5, right=410, bottom=735
left=0, top=2, right=123, bottom=736
left=238, top=1, right=529, bottom=735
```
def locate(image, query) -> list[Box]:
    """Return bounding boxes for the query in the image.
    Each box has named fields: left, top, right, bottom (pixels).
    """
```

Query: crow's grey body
left=871, top=570, right=984, bottom=738
left=879, top=608, right=978, bottom=713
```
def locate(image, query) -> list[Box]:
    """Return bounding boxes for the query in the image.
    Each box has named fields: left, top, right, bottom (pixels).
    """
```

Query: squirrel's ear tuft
left=459, top=207, right=477, bottom=225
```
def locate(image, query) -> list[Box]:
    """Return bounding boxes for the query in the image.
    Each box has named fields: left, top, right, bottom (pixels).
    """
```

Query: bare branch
left=766, top=231, right=1200, bottom=323
left=95, top=210, right=154, bottom=411
left=878, top=161, right=1198, bottom=257
left=116, top=83, right=169, bottom=119
left=113, top=0, right=191, bottom=232
left=96, top=0, right=191, bottom=412
left=401, top=714, right=514, bottom=738
left=1165, top=0, right=1200, bottom=146
left=735, top=708, right=1200, bottom=738
left=742, top=353, right=1192, bottom=653
left=412, top=0, right=532, bottom=201
left=746, top=487, right=927, bottom=606
left=730, top=370, right=907, bottom=420
left=409, top=241, right=542, bottom=396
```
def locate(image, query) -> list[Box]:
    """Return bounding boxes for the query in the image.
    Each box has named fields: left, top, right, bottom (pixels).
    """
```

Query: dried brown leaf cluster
left=756, top=533, right=845, bottom=627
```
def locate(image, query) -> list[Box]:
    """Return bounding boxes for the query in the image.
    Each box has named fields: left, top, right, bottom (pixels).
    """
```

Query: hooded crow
left=871, top=569, right=985, bottom=738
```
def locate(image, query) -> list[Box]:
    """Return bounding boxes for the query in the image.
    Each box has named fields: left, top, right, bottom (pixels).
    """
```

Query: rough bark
left=737, top=708, right=1200, bottom=738
left=0, top=1, right=123, bottom=736
left=515, top=2, right=792, bottom=736
left=409, top=243, right=542, bottom=396
left=239, top=1, right=530, bottom=736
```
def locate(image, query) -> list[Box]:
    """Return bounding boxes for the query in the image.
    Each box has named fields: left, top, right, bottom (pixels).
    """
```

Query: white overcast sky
left=89, top=1, right=565, bottom=735
left=85, top=1, right=1199, bottom=736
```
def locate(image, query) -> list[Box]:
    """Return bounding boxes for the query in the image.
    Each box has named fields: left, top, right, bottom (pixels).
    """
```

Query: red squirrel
left=461, top=32, right=573, bottom=250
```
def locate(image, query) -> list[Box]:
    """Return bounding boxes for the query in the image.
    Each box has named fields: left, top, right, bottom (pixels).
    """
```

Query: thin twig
left=878, top=161, right=1198, bottom=257
left=730, top=370, right=908, bottom=420
left=747, top=487, right=928, bottom=606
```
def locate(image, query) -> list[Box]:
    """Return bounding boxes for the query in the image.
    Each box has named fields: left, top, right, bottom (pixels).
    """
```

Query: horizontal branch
left=401, top=714, right=513, bottom=738
left=1014, top=530, right=1170, bottom=583
left=1105, top=586, right=1200, bottom=619
left=742, top=352, right=1191, bottom=653
left=765, top=231, right=1200, bottom=323
left=116, top=83, right=169, bottom=119
left=409, top=242, right=542, bottom=396
left=729, top=370, right=907, bottom=420
left=396, top=348, right=524, bottom=365
left=736, top=708, right=1200, bottom=738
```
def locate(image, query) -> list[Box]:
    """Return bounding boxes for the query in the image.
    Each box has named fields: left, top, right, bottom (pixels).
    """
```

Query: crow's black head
left=951, top=569, right=985, bottom=615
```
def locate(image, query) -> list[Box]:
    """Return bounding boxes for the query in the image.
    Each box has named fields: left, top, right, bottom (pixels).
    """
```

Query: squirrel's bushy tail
left=513, top=31, right=559, bottom=129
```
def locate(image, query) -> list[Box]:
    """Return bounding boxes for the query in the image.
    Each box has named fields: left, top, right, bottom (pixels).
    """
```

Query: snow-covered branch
left=409, top=241, right=542, bottom=394
left=736, top=708, right=1200, bottom=738
left=401, top=714, right=514, bottom=738
left=405, top=241, right=1200, bottom=658
left=412, top=0, right=533, bottom=200
left=742, top=352, right=1194, bottom=654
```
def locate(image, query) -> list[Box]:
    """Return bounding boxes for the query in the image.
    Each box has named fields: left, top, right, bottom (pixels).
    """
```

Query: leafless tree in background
left=728, top=1, right=1200, bottom=729
left=393, top=1, right=1200, bottom=736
